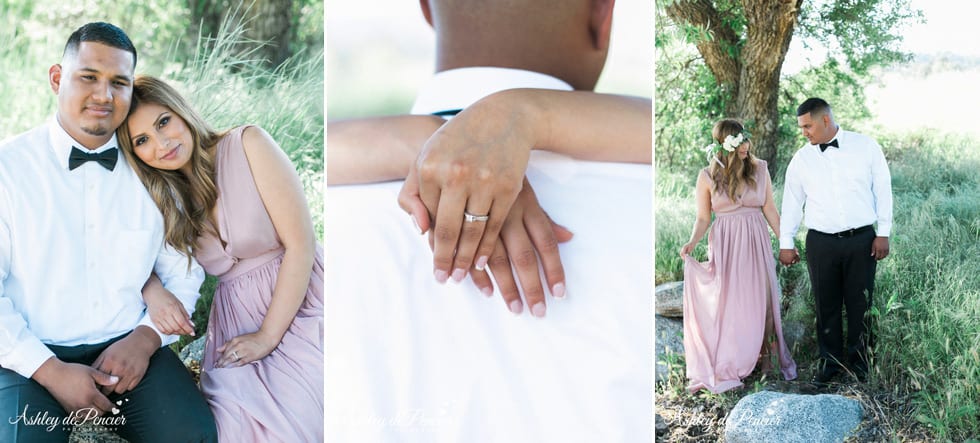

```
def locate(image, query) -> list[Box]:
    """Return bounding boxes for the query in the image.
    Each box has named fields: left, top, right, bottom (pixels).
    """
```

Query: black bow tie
left=818, top=139, right=839, bottom=152
left=68, top=146, right=118, bottom=171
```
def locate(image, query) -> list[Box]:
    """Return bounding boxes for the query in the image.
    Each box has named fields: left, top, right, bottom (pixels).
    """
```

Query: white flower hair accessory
left=703, top=132, right=748, bottom=168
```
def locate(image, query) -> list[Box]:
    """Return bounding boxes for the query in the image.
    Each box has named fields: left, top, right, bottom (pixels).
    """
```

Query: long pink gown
left=682, top=159, right=797, bottom=393
left=195, top=126, right=324, bottom=442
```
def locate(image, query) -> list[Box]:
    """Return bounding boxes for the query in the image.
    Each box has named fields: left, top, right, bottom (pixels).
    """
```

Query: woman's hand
left=215, top=331, right=279, bottom=368
left=142, top=277, right=194, bottom=336
left=406, top=97, right=536, bottom=283
left=679, top=242, right=696, bottom=258
left=403, top=176, right=571, bottom=316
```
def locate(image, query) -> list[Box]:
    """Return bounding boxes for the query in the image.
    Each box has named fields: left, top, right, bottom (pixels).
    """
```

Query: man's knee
left=0, top=372, right=70, bottom=442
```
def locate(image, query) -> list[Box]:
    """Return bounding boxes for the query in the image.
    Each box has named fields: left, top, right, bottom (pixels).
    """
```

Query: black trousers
left=0, top=333, right=217, bottom=443
left=805, top=227, right=877, bottom=370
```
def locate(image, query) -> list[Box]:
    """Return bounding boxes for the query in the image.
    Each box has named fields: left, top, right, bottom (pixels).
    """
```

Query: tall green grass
left=656, top=130, right=980, bottom=439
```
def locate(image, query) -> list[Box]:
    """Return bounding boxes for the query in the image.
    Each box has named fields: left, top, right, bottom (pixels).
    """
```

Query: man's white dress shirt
left=779, top=128, right=893, bottom=248
left=0, top=119, right=204, bottom=378
left=327, top=67, right=652, bottom=442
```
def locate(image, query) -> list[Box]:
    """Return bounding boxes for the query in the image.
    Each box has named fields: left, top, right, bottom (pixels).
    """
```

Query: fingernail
left=552, top=282, right=566, bottom=299
left=508, top=300, right=523, bottom=315
left=109, top=376, right=119, bottom=383
left=531, top=302, right=546, bottom=318
left=434, top=269, right=449, bottom=284
left=451, top=268, right=466, bottom=283
left=411, top=214, right=422, bottom=235
left=475, top=256, right=489, bottom=271
left=481, top=287, right=493, bottom=298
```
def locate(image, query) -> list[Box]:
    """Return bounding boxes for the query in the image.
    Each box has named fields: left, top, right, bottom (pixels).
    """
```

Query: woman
left=679, top=118, right=797, bottom=394
left=118, top=76, right=323, bottom=442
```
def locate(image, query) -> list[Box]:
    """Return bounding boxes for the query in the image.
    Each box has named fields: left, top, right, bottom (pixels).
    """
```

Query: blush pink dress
left=682, top=159, right=797, bottom=393
left=195, top=126, right=324, bottom=442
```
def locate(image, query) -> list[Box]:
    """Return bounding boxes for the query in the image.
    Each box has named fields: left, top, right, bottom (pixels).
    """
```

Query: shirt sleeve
left=0, top=188, right=55, bottom=378
left=779, top=154, right=806, bottom=249
left=138, top=242, right=205, bottom=347
left=870, top=140, right=893, bottom=237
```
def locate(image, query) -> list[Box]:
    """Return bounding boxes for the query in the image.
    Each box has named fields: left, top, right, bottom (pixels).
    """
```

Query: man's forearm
left=327, top=115, right=445, bottom=185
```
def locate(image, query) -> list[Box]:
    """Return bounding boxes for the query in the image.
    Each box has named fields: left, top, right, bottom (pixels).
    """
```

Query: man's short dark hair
left=63, top=22, right=137, bottom=67
left=796, top=97, right=830, bottom=117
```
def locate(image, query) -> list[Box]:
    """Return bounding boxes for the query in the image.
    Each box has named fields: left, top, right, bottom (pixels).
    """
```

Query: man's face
left=796, top=112, right=832, bottom=146
left=50, top=41, right=134, bottom=149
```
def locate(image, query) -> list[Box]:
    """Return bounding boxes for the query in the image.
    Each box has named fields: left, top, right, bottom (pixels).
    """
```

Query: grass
left=655, top=129, right=980, bottom=440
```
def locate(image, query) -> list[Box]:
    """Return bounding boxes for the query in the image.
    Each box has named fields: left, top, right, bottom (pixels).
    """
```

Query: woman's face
left=126, top=102, right=195, bottom=175
left=737, top=141, right=750, bottom=159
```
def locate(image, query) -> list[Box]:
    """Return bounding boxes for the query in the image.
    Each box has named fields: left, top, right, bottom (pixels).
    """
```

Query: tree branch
left=664, top=0, right=741, bottom=89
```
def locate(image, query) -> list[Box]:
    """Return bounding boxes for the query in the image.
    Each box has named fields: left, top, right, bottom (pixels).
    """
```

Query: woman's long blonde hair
left=117, top=76, right=224, bottom=263
left=708, top=118, right=757, bottom=202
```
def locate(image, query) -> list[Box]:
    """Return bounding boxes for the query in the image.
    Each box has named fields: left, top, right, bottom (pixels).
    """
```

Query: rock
left=655, top=314, right=684, bottom=382
left=178, top=335, right=207, bottom=367
left=655, top=413, right=668, bottom=436
left=655, top=281, right=684, bottom=317
left=69, top=422, right=129, bottom=443
left=724, top=391, right=863, bottom=443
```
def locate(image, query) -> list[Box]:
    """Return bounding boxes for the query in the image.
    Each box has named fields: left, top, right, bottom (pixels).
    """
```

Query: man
left=779, top=97, right=893, bottom=384
left=0, top=23, right=217, bottom=442
left=327, top=1, right=651, bottom=441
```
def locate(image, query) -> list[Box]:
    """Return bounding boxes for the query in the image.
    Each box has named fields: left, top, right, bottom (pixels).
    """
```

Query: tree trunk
left=188, top=0, right=293, bottom=67
left=737, top=0, right=802, bottom=175
left=664, top=0, right=803, bottom=173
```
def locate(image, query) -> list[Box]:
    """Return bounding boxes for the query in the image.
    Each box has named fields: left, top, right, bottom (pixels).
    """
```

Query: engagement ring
left=464, top=211, right=489, bottom=223
left=232, top=351, right=240, bottom=360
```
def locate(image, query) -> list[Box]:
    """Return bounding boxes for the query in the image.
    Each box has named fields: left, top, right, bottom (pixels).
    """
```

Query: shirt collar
left=48, top=116, right=119, bottom=170
left=410, top=67, right=573, bottom=115
left=810, top=127, right=843, bottom=151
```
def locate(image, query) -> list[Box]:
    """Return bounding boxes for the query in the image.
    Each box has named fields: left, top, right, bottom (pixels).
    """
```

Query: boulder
left=655, top=314, right=684, bottom=382
left=724, top=391, right=863, bottom=443
left=178, top=335, right=207, bottom=367
left=69, top=422, right=129, bottom=443
left=655, top=281, right=684, bottom=317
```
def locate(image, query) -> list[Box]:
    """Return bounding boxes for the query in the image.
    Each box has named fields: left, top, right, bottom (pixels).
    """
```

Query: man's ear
left=419, top=0, right=434, bottom=28
left=49, top=64, right=63, bottom=95
left=589, top=0, right=615, bottom=51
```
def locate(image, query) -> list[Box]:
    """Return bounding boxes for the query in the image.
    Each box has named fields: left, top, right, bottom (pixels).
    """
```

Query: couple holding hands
left=680, top=98, right=893, bottom=393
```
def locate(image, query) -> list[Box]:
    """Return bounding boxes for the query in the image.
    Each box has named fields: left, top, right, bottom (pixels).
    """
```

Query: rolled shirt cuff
left=137, top=314, right=177, bottom=348
left=876, top=223, right=891, bottom=237
left=779, top=237, right=796, bottom=250
left=4, top=338, right=56, bottom=379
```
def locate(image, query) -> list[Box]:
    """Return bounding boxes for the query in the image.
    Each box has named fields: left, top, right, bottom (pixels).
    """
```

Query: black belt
left=810, top=225, right=873, bottom=238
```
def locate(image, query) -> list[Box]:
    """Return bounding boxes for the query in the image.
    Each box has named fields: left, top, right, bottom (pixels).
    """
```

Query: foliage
left=655, top=130, right=980, bottom=440
left=797, top=0, right=921, bottom=76
left=656, top=0, right=921, bottom=173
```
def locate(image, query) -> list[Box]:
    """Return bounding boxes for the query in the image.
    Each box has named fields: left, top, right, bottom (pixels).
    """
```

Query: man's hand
left=91, top=326, right=160, bottom=395
left=778, top=248, right=800, bottom=266
left=467, top=179, right=572, bottom=317
left=32, top=357, right=117, bottom=414
left=871, top=236, right=890, bottom=260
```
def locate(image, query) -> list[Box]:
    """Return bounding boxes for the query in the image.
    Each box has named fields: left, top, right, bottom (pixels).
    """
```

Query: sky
left=783, top=1, right=980, bottom=135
